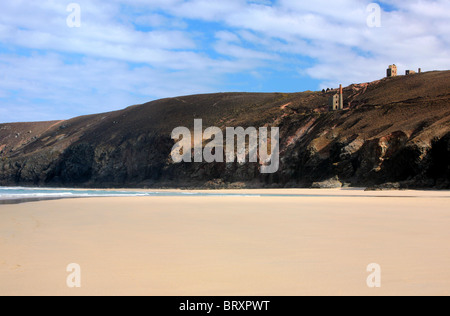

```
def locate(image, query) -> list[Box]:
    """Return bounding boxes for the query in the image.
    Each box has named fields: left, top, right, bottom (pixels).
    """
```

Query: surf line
left=171, top=119, right=280, bottom=174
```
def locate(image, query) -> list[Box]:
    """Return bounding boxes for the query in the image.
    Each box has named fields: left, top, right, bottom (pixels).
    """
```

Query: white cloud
left=133, top=13, right=188, bottom=29
left=0, top=0, right=449, bottom=122
left=215, top=31, right=241, bottom=43
left=168, top=0, right=245, bottom=21
left=0, top=53, right=224, bottom=122
left=214, top=42, right=276, bottom=61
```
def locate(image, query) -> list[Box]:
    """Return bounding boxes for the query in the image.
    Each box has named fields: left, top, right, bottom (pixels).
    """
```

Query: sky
left=0, top=0, right=449, bottom=123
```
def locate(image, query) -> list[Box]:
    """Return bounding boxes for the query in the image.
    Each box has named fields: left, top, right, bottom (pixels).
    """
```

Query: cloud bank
left=0, top=0, right=448, bottom=122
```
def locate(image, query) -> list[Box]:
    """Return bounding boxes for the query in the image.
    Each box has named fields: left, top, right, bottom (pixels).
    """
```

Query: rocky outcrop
left=0, top=71, right=449, bottom=189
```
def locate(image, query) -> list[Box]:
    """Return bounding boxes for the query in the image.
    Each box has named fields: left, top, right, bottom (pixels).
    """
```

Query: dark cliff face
left=1, top=71, right=449, bottom=189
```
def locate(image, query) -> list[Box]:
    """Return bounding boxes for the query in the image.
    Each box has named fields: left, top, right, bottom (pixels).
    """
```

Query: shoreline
left=1, top=187, right=450, bottom=205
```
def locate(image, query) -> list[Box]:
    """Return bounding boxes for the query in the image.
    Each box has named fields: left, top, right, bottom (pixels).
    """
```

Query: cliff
left=1, top=71, right=449, bottom=189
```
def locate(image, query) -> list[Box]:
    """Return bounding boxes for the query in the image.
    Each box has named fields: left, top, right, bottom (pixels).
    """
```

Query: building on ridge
left=387, top=64, right=397, bottom=77
left=329, top=84, right=344, bottom=111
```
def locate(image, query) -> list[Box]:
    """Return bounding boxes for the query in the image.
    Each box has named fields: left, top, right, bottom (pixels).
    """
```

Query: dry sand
left=0, top=189, right=449, bottom=296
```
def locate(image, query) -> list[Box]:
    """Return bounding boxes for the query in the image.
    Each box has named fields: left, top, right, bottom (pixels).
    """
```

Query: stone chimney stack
left=339, top=84, right=344, bottom=110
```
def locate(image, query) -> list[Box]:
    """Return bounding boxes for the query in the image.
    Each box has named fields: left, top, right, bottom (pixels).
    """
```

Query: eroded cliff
left=1, top=71, right=449, bottom=189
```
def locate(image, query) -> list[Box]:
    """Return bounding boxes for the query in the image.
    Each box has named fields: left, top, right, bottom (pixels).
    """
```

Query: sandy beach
left=0, top=189, right=449, bottom=296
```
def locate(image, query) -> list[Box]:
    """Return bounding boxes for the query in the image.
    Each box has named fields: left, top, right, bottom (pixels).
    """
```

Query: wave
left=0, top=187, right=334, bottom=200
left=0, top=187, right=266, bottom=201
left=0, top=187, right=153, bottom=199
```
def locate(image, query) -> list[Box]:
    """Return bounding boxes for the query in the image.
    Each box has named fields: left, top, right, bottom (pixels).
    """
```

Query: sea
left=0, top=186, right=269, bottom=204
left=2, top=186, right=440, bottom=205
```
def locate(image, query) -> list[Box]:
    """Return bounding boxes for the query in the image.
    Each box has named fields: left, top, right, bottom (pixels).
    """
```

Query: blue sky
left=0, top=0, right=449, bottom=123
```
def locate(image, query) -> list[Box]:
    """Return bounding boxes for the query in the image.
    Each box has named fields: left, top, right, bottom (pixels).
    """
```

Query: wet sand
left=0, top=189, right=449, bottom=296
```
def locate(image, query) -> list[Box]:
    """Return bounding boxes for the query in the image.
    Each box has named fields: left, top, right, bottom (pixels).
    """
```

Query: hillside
left=1, top=71, right=449, bottom=189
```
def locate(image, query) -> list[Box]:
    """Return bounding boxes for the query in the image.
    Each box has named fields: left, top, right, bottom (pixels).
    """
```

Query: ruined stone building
left=406, top=70, right=416, bottom=75
left=329, top=94, right=340, bottom=111
left=329, top=84, right=344, bottom=111
left=387, top=64, right=397, bottom=77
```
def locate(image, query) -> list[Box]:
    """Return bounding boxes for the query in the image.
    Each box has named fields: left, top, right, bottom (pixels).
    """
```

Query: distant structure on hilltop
left=328, top=65, right=425, bottom=112
left=387, top=65, right=422, bottom=78
left=387, top=64, right=398, bottom=77
left=329, top=84, right=344, bottom=111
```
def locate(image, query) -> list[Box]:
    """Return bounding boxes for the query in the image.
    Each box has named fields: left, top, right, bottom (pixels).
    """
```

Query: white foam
left=0, top=187, right=154, bottom=200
